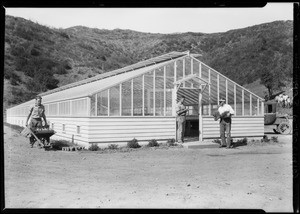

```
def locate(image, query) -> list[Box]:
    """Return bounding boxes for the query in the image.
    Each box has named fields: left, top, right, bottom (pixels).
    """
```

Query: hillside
left=4, top=15, right=293, bottom=110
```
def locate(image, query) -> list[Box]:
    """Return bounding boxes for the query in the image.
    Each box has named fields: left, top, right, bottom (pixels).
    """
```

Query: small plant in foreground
left=127, top=138, right=141, bottom=148
left=148, top=139, right=159, bottom=147
left=89, top=143, right=99, bottom=151
left=108, top=144, right=119, bottom=150
left=271, top=136, right=278, bottom=143
left=242, top=137, right=248, bottom=144
left=166, top=138, right=176, bottom=146
left=235, top=138, right=247, bottom=145
left=261, top=135, right=270, bottom=142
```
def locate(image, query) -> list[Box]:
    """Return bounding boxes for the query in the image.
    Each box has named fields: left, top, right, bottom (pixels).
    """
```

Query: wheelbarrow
left=21, top=126, right=56, bottom=149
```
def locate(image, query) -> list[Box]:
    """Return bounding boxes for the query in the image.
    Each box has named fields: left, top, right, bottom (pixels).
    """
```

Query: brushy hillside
left=4, top=15, right=293, bottom=110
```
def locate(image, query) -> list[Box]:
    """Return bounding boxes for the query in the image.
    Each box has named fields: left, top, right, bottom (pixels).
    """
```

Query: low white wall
left=88, top=117, right=176, bottom=143
left=6, top=116, right=177, bottom=148
left=7, top=115, right=264, bottom=146
left=202, top=116, right=264, bottom=139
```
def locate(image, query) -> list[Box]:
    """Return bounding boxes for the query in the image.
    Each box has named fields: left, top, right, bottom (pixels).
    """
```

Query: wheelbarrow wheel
left=277, top=122, right=291, bottom=135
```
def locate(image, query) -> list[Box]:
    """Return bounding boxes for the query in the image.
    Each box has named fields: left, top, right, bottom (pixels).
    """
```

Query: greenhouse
left=6, top=51, right=265, bottom=147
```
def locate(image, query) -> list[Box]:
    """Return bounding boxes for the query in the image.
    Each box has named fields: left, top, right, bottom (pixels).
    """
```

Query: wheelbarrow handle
left=26, top=126, right=43, bottom=145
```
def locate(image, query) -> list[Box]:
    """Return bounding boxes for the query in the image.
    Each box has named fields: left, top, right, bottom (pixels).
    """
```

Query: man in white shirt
left=217, top=98, right=235, bottom=148
left=176, top=96, right=189, bottom=144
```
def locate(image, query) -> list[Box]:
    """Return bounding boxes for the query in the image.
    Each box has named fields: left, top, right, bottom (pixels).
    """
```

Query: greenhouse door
left=177, top=88, right=200, bottom=139
left=174, top=74, right=209, bottom=142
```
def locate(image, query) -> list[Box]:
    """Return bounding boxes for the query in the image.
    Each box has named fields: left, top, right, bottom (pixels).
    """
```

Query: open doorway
left=177, top=88, right=200, bottom=141
left=174, top=73, right=209, bottom=143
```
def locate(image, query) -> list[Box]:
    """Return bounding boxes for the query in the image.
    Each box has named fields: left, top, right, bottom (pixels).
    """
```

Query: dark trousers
left=177, top=116, right=186, bottom=143
left=220, top=120, right=231, bottom=147
left=29, top=118, right=43, bottom=130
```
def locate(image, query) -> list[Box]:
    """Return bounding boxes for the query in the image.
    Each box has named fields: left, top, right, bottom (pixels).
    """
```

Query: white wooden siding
left=88, top=117, right=176, bottom=143
left=202, top=116, right=264, bottom=139
left=7, top=115, right=263, bottom=145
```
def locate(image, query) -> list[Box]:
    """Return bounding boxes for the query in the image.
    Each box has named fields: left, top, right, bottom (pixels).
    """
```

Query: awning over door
left=174, top=74, right=210, bottom=105
left=177, top=88, right=201, bottom=105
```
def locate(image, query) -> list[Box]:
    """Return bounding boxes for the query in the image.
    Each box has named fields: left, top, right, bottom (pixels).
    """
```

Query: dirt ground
left=3, top=124, right=293, bottom=212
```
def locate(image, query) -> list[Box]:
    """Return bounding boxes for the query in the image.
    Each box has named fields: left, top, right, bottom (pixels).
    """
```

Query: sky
left=5, top=3, right=294, bottom=34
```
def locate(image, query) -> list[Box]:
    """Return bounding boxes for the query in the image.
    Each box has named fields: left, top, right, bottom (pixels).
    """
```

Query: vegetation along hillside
left=4, top=15, right=293, bottom=111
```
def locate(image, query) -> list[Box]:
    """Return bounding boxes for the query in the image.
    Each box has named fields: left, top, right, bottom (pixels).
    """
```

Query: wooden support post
left=225, top=79, right=228, bottom=104
left=208, top=69, right=211, bottom=116
left=107, top=89, right=110, bottom=116
left=249, top=94, right=252, bottom=115
left=183, top=58, right=185, bottom=88
left=142, top=75, right=145, bottom=116
left=242, top=89, right=244, bottom=116
left=217, top=74, right=219, bottom=103
left=95, top=94, right=98, bottom=116
left=234, top=84, right=236, bottom=114
left=199, top=90, right=203, bottom=142
left=164, top=66, right=166, bottom=116
left=131, top=79, right=134, bottom=116
left=119, top=84, right=122, bottom=116
left=191, top=58, right=193, bottom=88
left=257, top=98, right=259, bottom=116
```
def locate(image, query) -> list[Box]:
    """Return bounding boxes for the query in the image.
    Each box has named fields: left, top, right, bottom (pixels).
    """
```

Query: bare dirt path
left=4, top=125, right=293, bottom=212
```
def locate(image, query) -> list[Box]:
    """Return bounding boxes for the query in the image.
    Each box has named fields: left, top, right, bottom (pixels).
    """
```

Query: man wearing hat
left=217, top=98, right=234, bottom=148
left=176, top=96, right=189, bottom=144
left=26, top=95, right=48, bottom=131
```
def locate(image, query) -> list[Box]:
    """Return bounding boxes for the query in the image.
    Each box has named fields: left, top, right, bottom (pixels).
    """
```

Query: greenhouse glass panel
left=166, top=62, right=175, bottom=78
left=90, top=94, right=96, bottom=116
left=193, top=60, right=200, bottom=77
left=109, top=85, right=120, bottom=116
left=185, top=57, right=191, bottom=88
left=252, top=96, right=258, bottom=115
left=155, top=68, right=164, bottom=116
left=133, top=76, right=143, bottom=116
left=144, top=71, right=154, bottom=116
left=219, top=75, right=226, bottom=101
left=258, top=100, right=262, bottom=115
left=121, top=80, right=132, bottom=116
left=72, top=99, right=87, bottom=116
left=227, top=81, right=235, bottom=110
left=166, top=64, right=174, bottom=116
left=176, top=59, right=183, bottom=81
left=235, top=86, right=243, bottom=116
left=244, top=91, right=250, bottom=115
left=59, top=101, right=70, bottom=115
left=97, top=90, right=108, bottom=116
left=49, top=103, right=58, bottom=115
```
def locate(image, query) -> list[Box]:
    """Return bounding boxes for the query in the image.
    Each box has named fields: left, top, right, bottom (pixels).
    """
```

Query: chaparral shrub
left=147, top=139, right=159, bottom=147
left=127, top=138, right=141, bottom=148
left=89, top=143, right=99, bottom=151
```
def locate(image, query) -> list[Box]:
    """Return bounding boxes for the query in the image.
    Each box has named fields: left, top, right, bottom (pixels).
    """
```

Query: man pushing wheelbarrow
left=22, top=95, right=55, bottom=149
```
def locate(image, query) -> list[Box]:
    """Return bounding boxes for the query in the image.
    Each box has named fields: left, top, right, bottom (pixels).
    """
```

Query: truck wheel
left=277, top=122, right=291, bottom=134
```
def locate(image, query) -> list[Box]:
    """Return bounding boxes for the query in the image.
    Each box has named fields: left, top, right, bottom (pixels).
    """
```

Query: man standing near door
left=176, top=96, right=188, bottom=144
left=218, top=98, right=235, bottom=148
